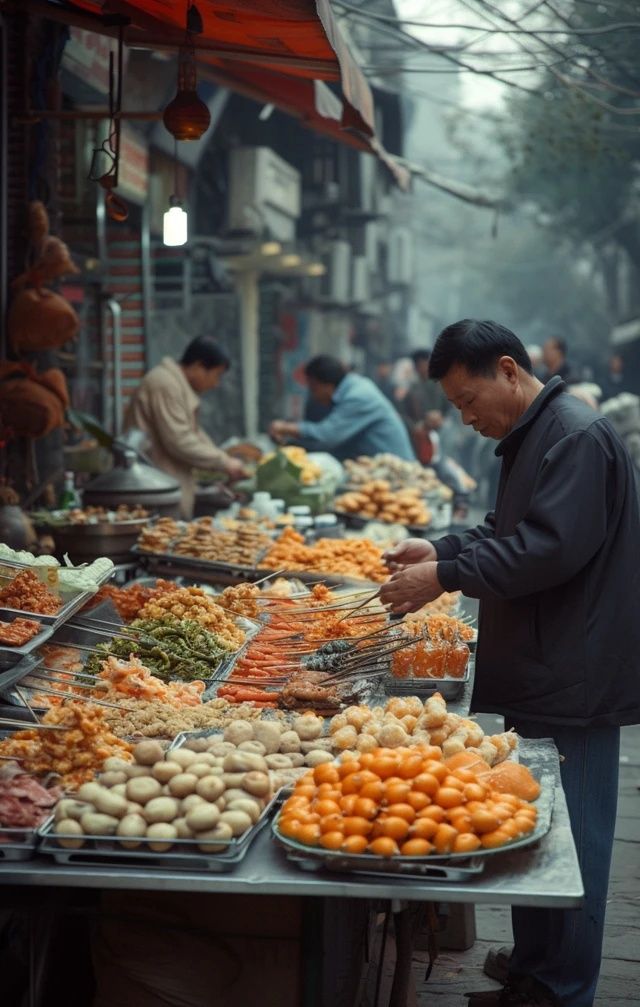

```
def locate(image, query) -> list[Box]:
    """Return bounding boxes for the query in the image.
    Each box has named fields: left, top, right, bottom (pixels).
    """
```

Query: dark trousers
left=507, top=718, right=620, bottom=1007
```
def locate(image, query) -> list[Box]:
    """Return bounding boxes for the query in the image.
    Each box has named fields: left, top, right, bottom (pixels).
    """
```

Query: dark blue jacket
left=436, top=378, right=640, bottom=727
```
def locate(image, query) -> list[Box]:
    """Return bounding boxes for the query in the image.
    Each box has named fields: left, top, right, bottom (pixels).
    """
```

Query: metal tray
left=0, top=616, right=55, bottom=668
left=0, top=655, right=43, bottom=693
left=334, top=511, right=433, bottom=537
left=37, top=794, right=277, bottom=872
left=280, top=846, right=486, bottom=882
left=0, top=823, right=45, bottom=861
left=132, top=545, right=262, bottom=579
left=383, top=659, right=471, bottom=701
left=255, top=566, right=381, bottom=589
left=272, top=770, right=554, bottom=878
left=0, top=581, right=97, bottom=629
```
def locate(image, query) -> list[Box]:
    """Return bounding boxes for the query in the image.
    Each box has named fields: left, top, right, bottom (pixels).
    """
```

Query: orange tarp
left=53, top=0, right=410, bottom=187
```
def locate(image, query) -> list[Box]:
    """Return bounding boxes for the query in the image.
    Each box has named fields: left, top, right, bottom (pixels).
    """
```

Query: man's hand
left=225, top=458, right=249, bottom=482
left=384, top=538, right=437, bottom=571
left=379, top=561, right=444, bottom=614
left=269, top=419, right=299, bottom=443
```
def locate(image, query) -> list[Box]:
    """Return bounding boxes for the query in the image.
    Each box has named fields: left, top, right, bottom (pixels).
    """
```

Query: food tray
left=335, top=511, right=433, bottom=537
left=0, top=616, right=55, bottom=669
left=255, top=566, right=381, bottom=589
left=132, top=545, right=262, bottom=579
left=273, top=769, right=555, bottom=879
left=0, top=822, right=47, bottom=861
left=383, top=659, right=471, bottom=701
left=0, top=655, right=43, bottom=693
left=0, top=579, right=97, bottom=629
left=204, top=616, right=264, bottom=688
left=37, top=795, right=277, bottom=872
left=0, top=556, right=114, bottom=589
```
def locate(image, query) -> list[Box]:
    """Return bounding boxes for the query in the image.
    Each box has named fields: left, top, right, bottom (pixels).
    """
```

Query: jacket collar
left=160, top=357, right=200, bottom=412
left=495, top=376, right=565, bottom=457
left=332, top=371, right=357, bottom=404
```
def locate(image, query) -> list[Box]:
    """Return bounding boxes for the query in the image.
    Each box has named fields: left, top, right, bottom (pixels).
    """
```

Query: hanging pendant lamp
left=163, top=5, right=210, bottom=142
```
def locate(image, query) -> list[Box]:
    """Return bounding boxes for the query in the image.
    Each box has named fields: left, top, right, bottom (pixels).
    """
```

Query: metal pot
left=82, top=444, right=182, bottom=517
left=52, top=517, right=152, bottom=564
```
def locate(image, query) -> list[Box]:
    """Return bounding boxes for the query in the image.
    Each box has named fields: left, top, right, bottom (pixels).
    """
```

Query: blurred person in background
left=402, top=350, right=451, bottom=459
left=269, top=355, right=415, bottom=462
left=124, top=336, right=246, bottom=518
left=526, top=344, right=545, bottom=381
left=542, top=336, right=577, bottom=384
left=374, top=358, right=396, bottom=403
left=600, top=353, right=634, bottom=401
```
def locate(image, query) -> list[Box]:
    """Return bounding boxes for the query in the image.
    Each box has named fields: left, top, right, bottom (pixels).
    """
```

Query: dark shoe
left=465, top=977, right=560, bottom=1007
left=483, top=945, right=512, bottom=984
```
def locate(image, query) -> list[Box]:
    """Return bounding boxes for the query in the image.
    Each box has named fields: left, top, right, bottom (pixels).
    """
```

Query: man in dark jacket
left=381, top=319, right=640, bottom=1007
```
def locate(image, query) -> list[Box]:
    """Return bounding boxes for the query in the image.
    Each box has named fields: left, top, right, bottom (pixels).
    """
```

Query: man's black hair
left=411, top=349, right=431, bottom=365
left=429, top=319, right=533, bottom=381
left=180, top=337, right=230, bottom=370
left=304, top=355, right=347, bottom=386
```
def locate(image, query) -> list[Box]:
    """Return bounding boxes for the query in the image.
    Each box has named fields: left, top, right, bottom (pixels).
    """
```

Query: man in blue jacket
left=380, top=319, right=640, bottom=1007
left=269, top=355, right=414, bottom=462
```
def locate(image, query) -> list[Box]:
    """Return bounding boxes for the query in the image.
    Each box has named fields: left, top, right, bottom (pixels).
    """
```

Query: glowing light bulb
left=163, top=200, right=188, bottom=246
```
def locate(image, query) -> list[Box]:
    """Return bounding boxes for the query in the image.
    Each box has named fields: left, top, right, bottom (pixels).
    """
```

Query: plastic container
left=294, top=516, right=315, bottom=537
left=251, top=492, right=273, bottom=517
left=314, top=514, right=342, bottom=539
left=289, top=505, right=311, bottom=518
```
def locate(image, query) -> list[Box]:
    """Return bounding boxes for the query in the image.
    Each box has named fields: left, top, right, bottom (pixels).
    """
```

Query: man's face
left=542, top=339, right=563, bottom=372
left=195, top=364, right=226, bottom=393
left=307, top=377, right=335, bottom=406
left=440, top=359, right=522, bottom=440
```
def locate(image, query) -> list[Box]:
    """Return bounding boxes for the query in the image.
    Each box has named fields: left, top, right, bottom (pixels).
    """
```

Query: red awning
left=53, top=0, right=409, bottom=189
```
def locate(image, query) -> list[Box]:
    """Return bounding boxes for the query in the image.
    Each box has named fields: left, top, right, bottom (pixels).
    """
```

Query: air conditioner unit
left=388, top=227, right=413, bottom=286
left=320, top=240, right=351, bottom=305
left=364, top=222, right=378, bottom=268
left=352, top=256, right=370, bottom=305
left=228, top=147, right=301, bottom=242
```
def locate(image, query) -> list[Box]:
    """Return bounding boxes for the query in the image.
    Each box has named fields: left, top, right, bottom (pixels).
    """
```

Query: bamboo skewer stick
left=22, top=683, right=134, bottom=712
left=41, top=665, right=101, bottom=681
left=0, top=718, right=70, bottom=731
left=26, top=671, right=106, bottom=692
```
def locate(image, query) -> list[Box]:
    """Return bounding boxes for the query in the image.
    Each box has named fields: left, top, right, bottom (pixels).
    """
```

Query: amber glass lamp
left=163, top=45, right=211, bottom=142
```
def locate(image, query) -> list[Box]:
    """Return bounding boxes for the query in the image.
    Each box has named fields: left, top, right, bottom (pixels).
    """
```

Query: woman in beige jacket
left=124, top=337, right=245, bottom=517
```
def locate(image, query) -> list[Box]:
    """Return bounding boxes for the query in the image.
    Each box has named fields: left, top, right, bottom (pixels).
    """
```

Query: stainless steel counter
left=0, top=739, right=583, bottom=909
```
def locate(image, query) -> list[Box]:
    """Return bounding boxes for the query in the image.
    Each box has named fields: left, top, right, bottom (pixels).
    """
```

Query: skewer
left=321, top=631, right=422, bottom=684
left=57, top=631, right=226, bottom=668
left=23, top=683, right=134, bottom=712
left=26, top=671, right=107, bottom=692
left=41, top=665, right=101, bottom=681
left=336, top=588, right=382, bottom=622
left=262, top=591, right=385, bottom=616
left=251, top=568, right=287, bottom=587
left=15, top=685, right=41, bottom=725
left=0, top=717, right=70, bottom=731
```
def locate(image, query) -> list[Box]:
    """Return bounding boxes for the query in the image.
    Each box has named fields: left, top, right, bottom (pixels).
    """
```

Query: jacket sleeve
left=296, top=397, right=375, bottom=451
left=146, top=386, right=230, bottom=472
left=437, top=431, right=609, bottom=599
left=433, top=513, right=496, bottom=561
